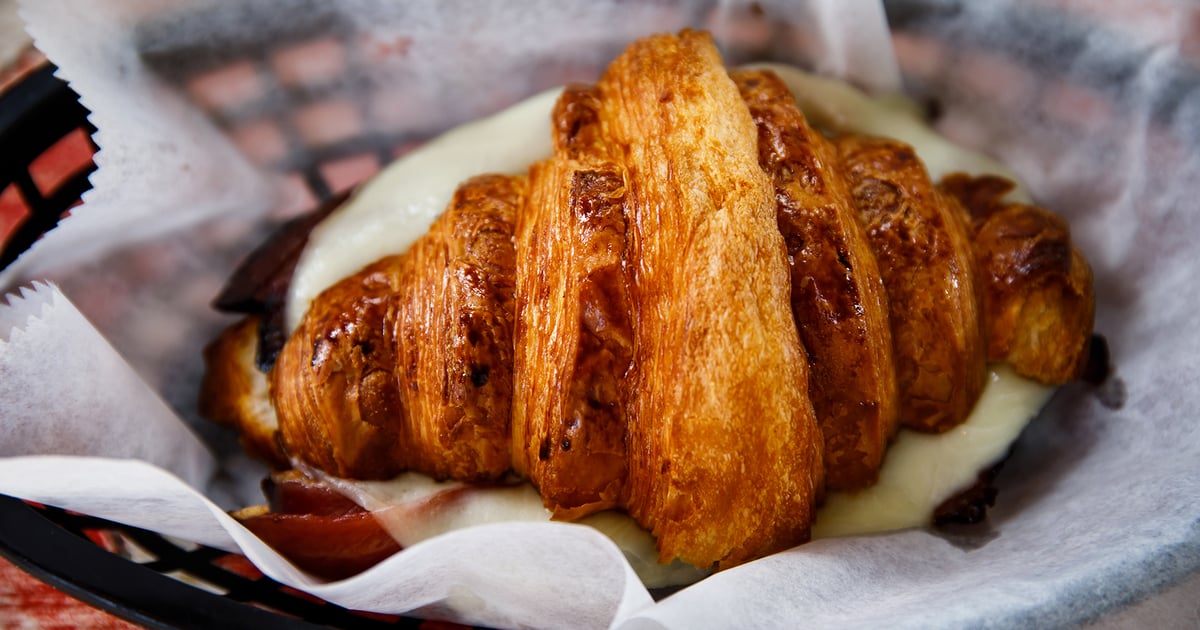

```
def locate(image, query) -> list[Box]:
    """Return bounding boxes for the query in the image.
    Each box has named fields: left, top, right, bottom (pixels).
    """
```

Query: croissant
left=202, top=30, right=1095, bottom=570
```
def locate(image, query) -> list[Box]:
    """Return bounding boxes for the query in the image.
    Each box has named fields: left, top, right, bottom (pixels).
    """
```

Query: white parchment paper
left=1, top=0, right=1198, bottom=628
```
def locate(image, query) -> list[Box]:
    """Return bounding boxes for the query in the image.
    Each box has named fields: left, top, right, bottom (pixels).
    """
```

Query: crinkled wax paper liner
left=0, top=455, right=654, bottom=629
left=0, top=283, right=214, bottom=488
left=0, top=2, right=275, bottom=285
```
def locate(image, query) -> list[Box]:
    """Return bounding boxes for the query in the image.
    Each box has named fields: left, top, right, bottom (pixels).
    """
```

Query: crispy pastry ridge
left=270, top=174, right=524, bottom=481
left=733, top=69, right=898, bottom=491
left=594, top=31, right=822, bottom=568
left=940, top=173, right=1095, bottom=382
left=835, top=134, right=987, bottom=433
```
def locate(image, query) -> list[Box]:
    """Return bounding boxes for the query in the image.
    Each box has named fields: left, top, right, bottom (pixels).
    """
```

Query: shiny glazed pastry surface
left=733, top=69, right=898, bottom=492
left=940, top=173, right=1095, bottom=382
left=566, top=32, right=821, bottom=568
left=272, top=174, right=523, bottom=481
left=203, top=30, right=1095, bottom=571
left=835, top=134, right=987, bottom=433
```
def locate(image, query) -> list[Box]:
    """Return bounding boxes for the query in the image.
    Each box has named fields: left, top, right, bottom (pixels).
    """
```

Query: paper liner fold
left=0, top=283, right=215, bottom=489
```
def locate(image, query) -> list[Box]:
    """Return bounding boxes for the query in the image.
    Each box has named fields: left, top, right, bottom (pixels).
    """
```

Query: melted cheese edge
left=285, top=65, right=1053, bottom=586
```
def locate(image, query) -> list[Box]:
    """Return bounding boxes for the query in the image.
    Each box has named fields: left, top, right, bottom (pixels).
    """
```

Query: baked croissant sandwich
left=201, top=30, right=1095, bottom=579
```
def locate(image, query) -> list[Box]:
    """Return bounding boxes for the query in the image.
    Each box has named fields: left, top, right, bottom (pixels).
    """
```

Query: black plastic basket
left=0, top=63, right=434, bottom=630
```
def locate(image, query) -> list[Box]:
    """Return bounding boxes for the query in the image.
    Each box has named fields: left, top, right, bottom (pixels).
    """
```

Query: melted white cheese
left=286, top=65, right=1054, bottom=582
left=286, top=88, right=562, bottom=331
left=813, top=365, right=1051, bottom=537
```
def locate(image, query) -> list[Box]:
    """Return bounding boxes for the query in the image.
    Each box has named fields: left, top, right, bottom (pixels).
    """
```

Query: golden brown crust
left=733, top=69, right=898, bottom=492
left=395, top=173, right=522, bottom=480
left=835, top=134, right=987, bottom=433
left=552, top=83, right=609, bottom=161
left=940, top=174, right=1095, bottom=382
left=271, top=174, right=524, bottom=480
left=598, top=31, right=822, bottom=568
left=512, top=87, right=632, bottom=518
left=271, top=254, right=409, bottom=479
left=199, top=315, right=289, bottom=468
